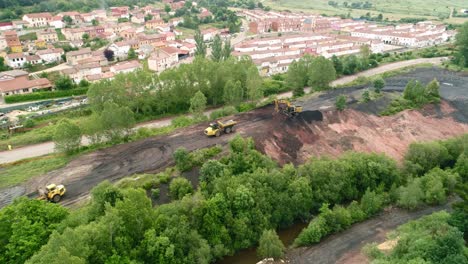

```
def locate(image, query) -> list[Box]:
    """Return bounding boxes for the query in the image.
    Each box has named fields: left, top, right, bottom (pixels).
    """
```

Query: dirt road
left=0, top=58, right=446, bottom=164
left=288, top=202, right=454, bottom=264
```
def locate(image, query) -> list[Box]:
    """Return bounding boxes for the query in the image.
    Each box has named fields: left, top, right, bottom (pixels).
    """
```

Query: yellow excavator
left=204, top=120, right=237, bottom=137
left=274, top=99, right=303, bottom=118
left=37, top=184, right=66, bottom=203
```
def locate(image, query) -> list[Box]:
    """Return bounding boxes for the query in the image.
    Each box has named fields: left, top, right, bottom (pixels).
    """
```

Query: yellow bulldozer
left=274, top=99, right=303, bottom=118
left=204, top=120, right=237, bottom=137
left=37, top=184, right=66, bottom=203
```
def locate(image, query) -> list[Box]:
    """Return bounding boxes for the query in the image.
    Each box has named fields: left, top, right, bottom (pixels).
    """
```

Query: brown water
left=218, top=221, right=308, bottom=264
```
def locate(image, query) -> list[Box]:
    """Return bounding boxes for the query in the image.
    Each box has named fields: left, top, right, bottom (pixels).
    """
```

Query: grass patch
left=0, top=155, right=70, bottom=188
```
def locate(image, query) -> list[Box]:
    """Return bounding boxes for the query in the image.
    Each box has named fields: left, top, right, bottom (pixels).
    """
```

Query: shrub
left=373, top=77, right=385, bottom=93
left=238, top=102, right=256, bottom=112
left=173, top=147, right=192, bottom=172
left=362, top=90, right=370, bottom=102
left=4, top=88, right=88, bottom=103
left=360, top=189, right=384, bottom=216
left=397, top=179, right=424, bottom=209
left=209, top=106, right=238, bottom=120
left=262, top=79, right=287, bottom=96
left=169, top=178, right=193, bottom=200
left=335, top=95, right=346, bottom=111
left=23, top=118, right=36, bottom=128
left=171, top=116, right=194, bottom=128
left=151, top=188, right=160, bottom=199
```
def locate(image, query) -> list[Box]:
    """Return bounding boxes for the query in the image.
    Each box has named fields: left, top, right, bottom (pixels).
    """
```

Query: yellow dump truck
left=204, top=120, right=237, bottom=137
left=37, top=184, right=66, bottom=203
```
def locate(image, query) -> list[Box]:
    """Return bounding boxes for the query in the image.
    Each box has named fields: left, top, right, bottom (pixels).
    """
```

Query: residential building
left=201, top=28, right=218, bottom=42
left=148, top=47, right=179, bottom=72
left=5, top=53, right=27, bottom=68
left=49, top=16, right=65, bottom=29
left=4, top=31, right=22, bottom=53
left=37, top=28, right=59, bottom=42
left=36, top=48, right=64, bottom=63
left=0, top=22, right=13, bottom=31
left=22, top=12, right=53, bottom=27
left=0, top=70, right=52, bottom=96
left=66, top=48, right=92, bottom=65
left=108, top=40, right=133, bottom=59
left=131, top=13, right=146, bottom=24
left=110, top=60, right=142, bottom=74
left=145, top=19, right=165, bottom=30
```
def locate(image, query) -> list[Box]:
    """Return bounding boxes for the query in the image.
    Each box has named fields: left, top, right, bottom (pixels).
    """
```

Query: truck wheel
left=215, top=130, right=221, bottom=137
left=52, top=194, right=61, bottom=203
left=225, top=127, right=232, bottom=133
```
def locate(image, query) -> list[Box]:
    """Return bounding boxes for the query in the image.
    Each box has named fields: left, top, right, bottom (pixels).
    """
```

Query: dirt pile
left=254, top=101, right=467, bottom=165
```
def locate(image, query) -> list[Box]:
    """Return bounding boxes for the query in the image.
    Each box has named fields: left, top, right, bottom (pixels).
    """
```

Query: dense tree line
left=4, top=134, right=466, bottom=263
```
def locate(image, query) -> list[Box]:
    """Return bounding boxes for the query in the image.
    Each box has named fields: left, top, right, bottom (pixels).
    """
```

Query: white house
left=22, top=13, right=53, bottom=27
left=108, top=41, right=133, bottom=59
left=5, top=53, right=27, bottom=68
left=36, top=48, right=64, bottom=63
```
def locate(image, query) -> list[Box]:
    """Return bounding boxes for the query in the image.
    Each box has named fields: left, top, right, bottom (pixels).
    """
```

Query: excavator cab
left=274, top=99, right=302, bottom=118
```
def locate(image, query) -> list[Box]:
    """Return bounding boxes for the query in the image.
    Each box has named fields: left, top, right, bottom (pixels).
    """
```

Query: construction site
left=0, top=67, right=467, bottom=209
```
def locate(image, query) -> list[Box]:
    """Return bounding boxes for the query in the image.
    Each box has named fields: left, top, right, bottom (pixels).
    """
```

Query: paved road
left=0, top=57, right=444, bottom=164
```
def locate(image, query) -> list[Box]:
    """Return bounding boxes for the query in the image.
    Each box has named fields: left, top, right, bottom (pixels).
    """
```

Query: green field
left=264, top=0, right=468, bottom=23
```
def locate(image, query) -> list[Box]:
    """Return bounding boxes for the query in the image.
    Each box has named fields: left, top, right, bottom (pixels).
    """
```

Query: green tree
left=55, top=75, right=74, bottom=90
left=195, top=29, right=206, bottom=58
left=246, top=66, right=263, bottom=102
left=127, top=47, right=137, bottom=60
left=91, top=19, right=99, bottom=26
left=404, top=141, right=450, bottom=176
left=211, top=35, right=223, bottom=62
left=173, top=147, right=192, bottom=172
left=459, top=56, right=466, bottom=69
left=287, top=61, right=306, bottom=96
left=308, top=56, right=336, bottom=90
left=335, top=95, right=346, bottom=111
left=0, top=57, right=11, bottom=71
left=0, top=198, right=69, bottom=264
left=99, top=101, right=136, bottom=142
left=397, top=179, right=424, bottom=209
left=82, top=33, right=89, bottom=42
left=373, top=77, right=385, bottom=93
left=331, top=55, right=343, bottom=75
left=169, top=178, right=193, bottom=200
left=455, top=22, right=468, bottom=67
left=53, top=118, right=81, bottom=154
left=223, top=39, right=232, bottom=59
left=189, top=90, right=207, bottom=119
left=257, top=230, right=285, bottom=260
left=164, top=4, right=171, bottom=13
left=223, top=80, right=244, bottom=107
left=63, top=15, right=72, bottom=25
left=403, top=79, right=426, bottom=105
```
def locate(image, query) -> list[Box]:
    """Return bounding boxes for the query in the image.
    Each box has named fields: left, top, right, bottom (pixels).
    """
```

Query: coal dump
left=300, top=110, right=323, bottom=123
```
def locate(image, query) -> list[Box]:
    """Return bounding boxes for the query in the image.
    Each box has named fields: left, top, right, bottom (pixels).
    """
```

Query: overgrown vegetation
left=4, top=88, right=88, bottom=104
left=364, top=211, right=468, bottom=264
left=0, top=134, right=466, bottom=263
left=381, top=78, right=441, bottom=115
left=0, top=155, right=70, bottom=188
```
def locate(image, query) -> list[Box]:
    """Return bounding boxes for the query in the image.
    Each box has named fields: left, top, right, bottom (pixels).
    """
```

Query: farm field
left=263, top=0, right=468, bottom=23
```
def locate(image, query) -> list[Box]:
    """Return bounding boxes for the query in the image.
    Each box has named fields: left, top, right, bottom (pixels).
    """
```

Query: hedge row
left=4, top=88, right=88, bottom=103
